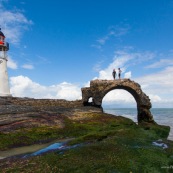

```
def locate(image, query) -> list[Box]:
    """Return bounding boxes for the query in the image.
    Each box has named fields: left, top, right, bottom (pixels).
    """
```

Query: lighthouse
left=0, top=28, right=11, bottom=97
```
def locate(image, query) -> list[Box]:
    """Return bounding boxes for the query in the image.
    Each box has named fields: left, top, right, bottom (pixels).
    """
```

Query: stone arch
left=81, top=79, right=155, bottom=123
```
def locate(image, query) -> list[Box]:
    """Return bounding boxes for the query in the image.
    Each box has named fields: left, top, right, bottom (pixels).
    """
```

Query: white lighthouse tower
left=0, top=28, right=11, bottom=97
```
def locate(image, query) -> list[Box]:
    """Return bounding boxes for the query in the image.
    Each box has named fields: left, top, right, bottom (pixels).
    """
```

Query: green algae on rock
left=0, top=97, right=172, bottom=172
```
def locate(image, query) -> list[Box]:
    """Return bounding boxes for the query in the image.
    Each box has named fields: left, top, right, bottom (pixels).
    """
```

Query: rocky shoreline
left=0, top=96, right=104, bottom=149
left=0, top=97, right=86, bottom=133
left=0, top=96, right=173, bottom=172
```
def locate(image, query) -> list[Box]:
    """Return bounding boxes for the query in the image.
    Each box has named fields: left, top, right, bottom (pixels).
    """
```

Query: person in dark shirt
left=112, top=69, right=116, bottom=80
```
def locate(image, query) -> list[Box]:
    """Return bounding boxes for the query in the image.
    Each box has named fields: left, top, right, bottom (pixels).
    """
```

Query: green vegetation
left=1, top=112, right=173, bottom=173
left=0, top=113, right=137, bottom=150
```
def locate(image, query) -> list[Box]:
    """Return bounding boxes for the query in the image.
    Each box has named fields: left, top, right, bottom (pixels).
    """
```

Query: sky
left=0, top=0, right=173, bottom=108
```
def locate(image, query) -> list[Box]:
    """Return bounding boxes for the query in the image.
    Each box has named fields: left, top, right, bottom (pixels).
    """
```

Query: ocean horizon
left=103, top=107, right=173, bottom=141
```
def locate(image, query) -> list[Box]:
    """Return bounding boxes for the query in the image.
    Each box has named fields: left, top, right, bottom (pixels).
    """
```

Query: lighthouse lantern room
left=0, top=28, right=11, bottom=97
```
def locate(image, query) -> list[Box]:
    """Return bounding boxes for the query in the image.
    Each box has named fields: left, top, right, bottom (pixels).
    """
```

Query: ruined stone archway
left=81, top=79, right=154, bottom=123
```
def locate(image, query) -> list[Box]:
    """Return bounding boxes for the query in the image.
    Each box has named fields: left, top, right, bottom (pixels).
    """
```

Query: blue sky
left=0, top=0, right=173, bottom=108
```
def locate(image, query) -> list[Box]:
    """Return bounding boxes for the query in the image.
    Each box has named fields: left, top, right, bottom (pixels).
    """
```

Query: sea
left=103, top=108, right=173, bottom=141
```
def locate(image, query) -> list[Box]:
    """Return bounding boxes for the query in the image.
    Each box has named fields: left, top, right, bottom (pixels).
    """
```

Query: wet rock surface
left=0, top=97, right=101, bottom=133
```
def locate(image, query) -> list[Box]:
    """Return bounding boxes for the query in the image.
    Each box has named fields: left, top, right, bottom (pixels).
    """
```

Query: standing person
left=118, top=68, right=122, bottom=79
left=112, top=69, right=116, bottom=80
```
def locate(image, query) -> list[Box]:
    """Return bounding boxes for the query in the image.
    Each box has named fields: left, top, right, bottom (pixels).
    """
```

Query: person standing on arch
left=112, top=69, right=116, bottom=80
left=118, top=68, right=122, bottom=79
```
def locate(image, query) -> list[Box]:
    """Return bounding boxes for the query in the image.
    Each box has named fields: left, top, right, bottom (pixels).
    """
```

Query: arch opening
left=102, top=89, right=137, bottom=122
left=88, top=97, right=93, bottom=103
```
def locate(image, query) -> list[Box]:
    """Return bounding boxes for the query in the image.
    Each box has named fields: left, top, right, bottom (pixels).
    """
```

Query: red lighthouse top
left=0, top=28, right=5, bottom=45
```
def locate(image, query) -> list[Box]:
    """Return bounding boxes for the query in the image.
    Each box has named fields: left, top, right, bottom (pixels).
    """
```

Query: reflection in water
left=0, top=140, right=83, bottom=160
left=0, top=139, right=72, bottom=160
left=25, top=143, right=83, bottom=158
left=25, top=142, right=65, bottom=157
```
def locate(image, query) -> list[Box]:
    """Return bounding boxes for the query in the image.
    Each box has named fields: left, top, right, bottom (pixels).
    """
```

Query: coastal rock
left=0, top=96, right=170, bottom=158
left=0, top=97, right=101, bottom=133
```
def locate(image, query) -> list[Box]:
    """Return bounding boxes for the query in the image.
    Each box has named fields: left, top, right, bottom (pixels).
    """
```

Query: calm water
left=103, top=108, right=173, bottom=141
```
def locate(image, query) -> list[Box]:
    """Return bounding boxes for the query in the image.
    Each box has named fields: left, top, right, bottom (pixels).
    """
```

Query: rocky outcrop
left=0, top=97, right=83, bottom=108
left=81, top=79, right=154, bottom=123
left=0, top=97, right=102, bottom=133
left=0, top=78, right=155, bottom=133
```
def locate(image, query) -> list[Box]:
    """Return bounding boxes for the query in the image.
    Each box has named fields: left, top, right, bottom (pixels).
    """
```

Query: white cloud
left=149, top=94, right=162, bottom=102
left=97, top=36, right=109, bottom=45
left=146, top=59, right=173, bottom=68
left=97, top=50, right=151, bottom=80
left=97, top=56, right=129, bottom=79
left=83, top=80, right=90, bottom=87
left=93, top=24, right=130, bottom=49
left=136, top=66, right=173, bottom=89
left=93, top=60, right=104, bottom=72
left=103, top=90, right=135, bottom=103
left=0, top=2, right=33, bottom=44
left=22, top=64, right=34, bottom=69
left=109, top=24, right=130, bottom=37
left=36, top=55, right=51, bottom=64
left=91, top=44, right=102, bottom=50
left=102, top=90, right=136, bottom=108
left=124, top=71, right=131, bottom=78
left=7, top=57, right=17, bottom=69
left=55, top=82, right=82, bottom=100
left=10, top=75, right=82, bottom=100
left=134, top=66, right=173, bottom=107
